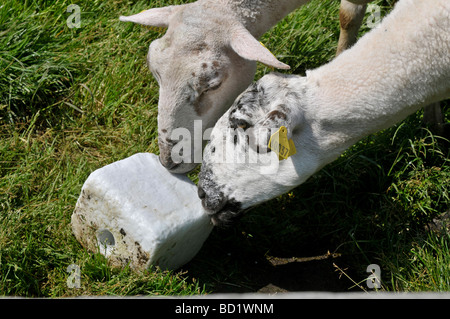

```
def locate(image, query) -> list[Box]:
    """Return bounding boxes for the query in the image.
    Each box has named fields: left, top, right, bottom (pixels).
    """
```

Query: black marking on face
left=192, top=41, right=208, bottom=54
left=230, top=118, right=250, bottom=130
left=209, top=199, right=244, bottom=227
left=192, top=60, right=227, bottom=116
left=198, top=167, right=227, bottom=213
left=266, top=107, right=287, bottom=121
left=227, top=81, right=267, bottom=130
left=198, top=165, right=244, bottom=227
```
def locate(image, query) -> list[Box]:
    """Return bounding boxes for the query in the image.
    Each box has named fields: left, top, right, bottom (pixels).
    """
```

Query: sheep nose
left=197, top=178, right=227, bottom=213
left=198, top=185, right=206, bottom=199
left=158, top=139, right=182, bottom=171
left=159, top=153, right=180, bottom=171
left=200, top=189, right=228, bottom=213
left=158, top=138, right=199, bottom=173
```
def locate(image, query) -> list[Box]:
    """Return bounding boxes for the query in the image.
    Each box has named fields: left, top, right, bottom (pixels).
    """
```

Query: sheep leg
left=423, top=102, right=445, bottom=135
left=336, top=0, right=368, bottom=56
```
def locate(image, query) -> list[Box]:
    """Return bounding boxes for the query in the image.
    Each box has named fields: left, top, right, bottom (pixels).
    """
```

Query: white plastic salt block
left=71, top=153, right=213, bottom=271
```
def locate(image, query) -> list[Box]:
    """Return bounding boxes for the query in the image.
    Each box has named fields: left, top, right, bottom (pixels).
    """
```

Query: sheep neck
left=302, top=0, right=449, bottom=163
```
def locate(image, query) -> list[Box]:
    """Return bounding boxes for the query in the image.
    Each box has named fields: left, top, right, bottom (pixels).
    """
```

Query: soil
left=185, top=240, right=362, bottom=294
left=217, top=254, right=357, bottom=294
left=183, top=209, right=370, bottom=294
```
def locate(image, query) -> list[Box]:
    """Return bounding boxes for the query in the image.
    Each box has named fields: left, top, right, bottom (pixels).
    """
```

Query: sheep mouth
left=198, top=166, right=245, bottom=226
left=208, top=200, right=245, bottom=227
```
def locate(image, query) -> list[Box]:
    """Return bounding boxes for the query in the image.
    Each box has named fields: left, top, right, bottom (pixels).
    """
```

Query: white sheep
left=198, top=0, right=450, bottom=226
left=119, top=0, right=375, bottom=173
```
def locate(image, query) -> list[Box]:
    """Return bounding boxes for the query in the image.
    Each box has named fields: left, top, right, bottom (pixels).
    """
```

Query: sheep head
left=198, top=73, right=317, bottom=226
left=120, top=2, right=289, bottom=173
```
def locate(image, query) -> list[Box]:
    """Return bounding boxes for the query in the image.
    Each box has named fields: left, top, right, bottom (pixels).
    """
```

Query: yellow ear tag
left=268, top=126, right=297, bottom=160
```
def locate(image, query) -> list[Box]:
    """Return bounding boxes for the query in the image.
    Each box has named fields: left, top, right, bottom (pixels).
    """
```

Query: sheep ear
left=119, top=6, right=177, bottom=27
left=230, top=26, right=290, bottom=70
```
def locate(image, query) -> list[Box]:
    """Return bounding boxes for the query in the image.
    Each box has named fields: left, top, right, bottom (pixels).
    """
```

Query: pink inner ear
left=230, top=26, right=290, bottom=70
left=119, top=6, right=175, bottom=27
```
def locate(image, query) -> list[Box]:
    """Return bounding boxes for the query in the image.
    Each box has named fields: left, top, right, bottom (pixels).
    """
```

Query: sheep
left=119, top=0, right=375, bottom=174
left=336, top=0, right=445, bottom=134
left=119, top=0, right=298, bottom=173
left=197, top=0, right=450, bottom=226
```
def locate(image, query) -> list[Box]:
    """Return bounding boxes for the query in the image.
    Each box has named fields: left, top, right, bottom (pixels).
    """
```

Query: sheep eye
left=238, top=121, right=248, bottom=130
left=203, top=81, right=222, bottom=94
left=230, top=118, right=249, bottom=130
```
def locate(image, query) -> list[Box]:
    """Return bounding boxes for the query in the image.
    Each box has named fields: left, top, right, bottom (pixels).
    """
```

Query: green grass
left=393, top=231, right=450, bottom=291
left=1, top=0, right=450, bottom=296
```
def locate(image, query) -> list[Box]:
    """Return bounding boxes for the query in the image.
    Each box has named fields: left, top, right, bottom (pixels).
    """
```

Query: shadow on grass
left=184, top=222, right=363, bottom=293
